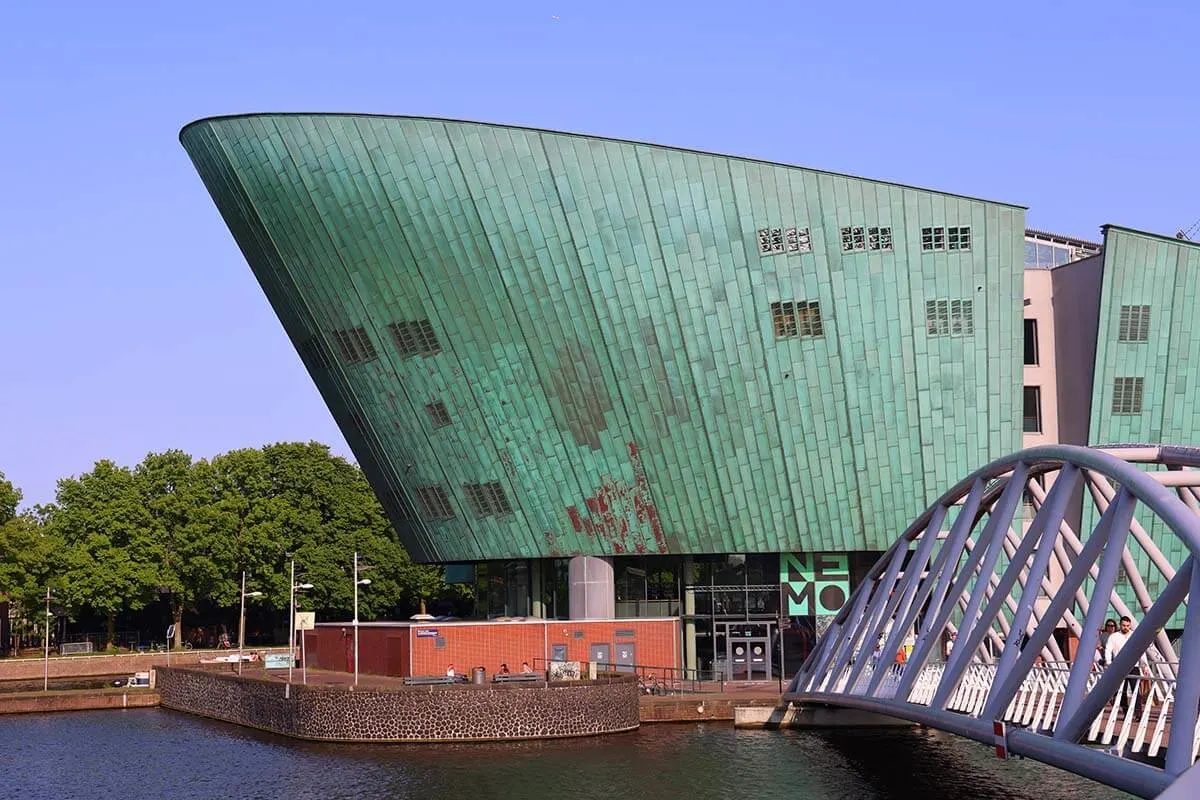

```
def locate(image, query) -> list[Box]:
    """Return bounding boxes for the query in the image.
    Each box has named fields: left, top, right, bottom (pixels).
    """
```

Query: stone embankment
left=0, top=687, right=160, bottom=715
left=157, top=666, right=640, bottom=742
left=0, top=649, right=287, bottom=682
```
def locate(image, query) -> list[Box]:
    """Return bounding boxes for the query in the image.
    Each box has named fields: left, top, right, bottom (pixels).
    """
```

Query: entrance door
left=589, top=643, right=612, bottom=670
left=615, top=642, right=636, bottom=673
left=728, top=637, right=771, bottom=680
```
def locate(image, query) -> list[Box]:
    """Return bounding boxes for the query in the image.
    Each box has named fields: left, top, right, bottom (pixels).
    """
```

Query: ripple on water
left=0, top=710, right=1133, bottom=800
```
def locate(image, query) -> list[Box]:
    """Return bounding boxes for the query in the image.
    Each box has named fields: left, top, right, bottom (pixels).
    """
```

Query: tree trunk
left=173, top=601, right=183, bottom=650
left=106, top=611, right=116, bottom=650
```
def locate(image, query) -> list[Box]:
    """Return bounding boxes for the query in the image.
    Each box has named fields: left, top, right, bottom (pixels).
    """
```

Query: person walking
left=1104, top=616, right=1142, bottom=716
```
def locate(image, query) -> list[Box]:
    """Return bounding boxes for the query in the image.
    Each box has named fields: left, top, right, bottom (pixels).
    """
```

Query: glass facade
left=614, top=556, right=681, bottom=618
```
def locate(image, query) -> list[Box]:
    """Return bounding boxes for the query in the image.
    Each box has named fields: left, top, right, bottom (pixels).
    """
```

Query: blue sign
left=416, top=628, right=439, bottom=638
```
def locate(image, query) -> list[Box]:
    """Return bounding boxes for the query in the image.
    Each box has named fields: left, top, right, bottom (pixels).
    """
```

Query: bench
left=403, top=675, right=467, bottom=686
left=494, top=672, right=541, bottom=683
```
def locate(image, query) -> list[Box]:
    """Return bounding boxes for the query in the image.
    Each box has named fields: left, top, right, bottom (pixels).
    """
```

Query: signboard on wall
left=416, top=628, right=439, bottom=638
left=780, top=553, right=851, bottom=616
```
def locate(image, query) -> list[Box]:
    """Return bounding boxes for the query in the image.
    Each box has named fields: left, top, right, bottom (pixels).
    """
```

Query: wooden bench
left=403, top=675, right=467, bottom=686
left=494, top=672, right=541, bottom=684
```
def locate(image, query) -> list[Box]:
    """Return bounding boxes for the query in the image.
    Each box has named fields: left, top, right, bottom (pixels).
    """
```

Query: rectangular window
left=332, top=327, right=378, bottom=365
left=388, top=319, right=441, bottom=358
left=796, top=301, right=823, bottom=337
left=464, top=481, right=513, bottom=516
left=921, top=226, right=946, bottom=251
left=1118, top=305, right=1151, bottom=341
left=771, top=301, right=797, bottom=338
left=1023, top=386, right=1042, bottom=433
left=757, top=228, right=773, bottom=255
left=425, top=401, right=452, bottom=428
left=868, top=226, right=893, bottom=251
left=1024, top=319, right=1039, bottom=365
left=947, top=226, right=972, bottom=251
left=757, top=227, right=785, bottom=255
left=925, top=298, right=974, bottom=337
left=1112, top=377, right=1144, bottom=414
left=840, top=226, right=866, bottom=252
left=771, top=300, right=823, bottom=339
left=415, top=485, right=455, bottom=520
left=785, top=227, right=812, bottom=253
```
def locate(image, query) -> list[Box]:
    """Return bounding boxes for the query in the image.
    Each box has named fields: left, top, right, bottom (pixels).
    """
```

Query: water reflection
left=1, top=710, right=1131, bottom=799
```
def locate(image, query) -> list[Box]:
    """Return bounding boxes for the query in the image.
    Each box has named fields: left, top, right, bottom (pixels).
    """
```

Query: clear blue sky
left=2, top=1, right=1197, bottom=508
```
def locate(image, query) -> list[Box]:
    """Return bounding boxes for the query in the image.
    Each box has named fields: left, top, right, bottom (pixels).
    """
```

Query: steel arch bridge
left=784, top=444, right=1200, bottom=799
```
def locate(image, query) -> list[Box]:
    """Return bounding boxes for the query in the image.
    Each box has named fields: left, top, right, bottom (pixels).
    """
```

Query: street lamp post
left=238, top=571, right=263, bottom=676
left=43, top=588, right=51, bottom=692
left=287, top=559, right=313, bottom=690
left=353, top=551, right=372, bottom=687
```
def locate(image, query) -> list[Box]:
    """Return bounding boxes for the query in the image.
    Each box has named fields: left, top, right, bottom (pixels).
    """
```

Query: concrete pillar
left=568, top=556, right=614, bottom=620
left=683, top=556, right=697, bottom=675
left=530, top=559, right=545, bottom=619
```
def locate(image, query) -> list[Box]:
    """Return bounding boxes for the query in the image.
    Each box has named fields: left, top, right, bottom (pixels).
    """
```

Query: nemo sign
left=780, top=553, right=851, bottom=616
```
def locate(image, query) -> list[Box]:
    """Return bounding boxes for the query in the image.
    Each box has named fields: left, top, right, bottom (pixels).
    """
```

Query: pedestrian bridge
left=784, top=445, right=1200, bottom=800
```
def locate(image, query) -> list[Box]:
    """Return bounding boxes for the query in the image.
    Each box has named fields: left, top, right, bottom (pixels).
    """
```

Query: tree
left=0, top=470, right=20, bottom=526
left=46, top=460, right=161, bottom=648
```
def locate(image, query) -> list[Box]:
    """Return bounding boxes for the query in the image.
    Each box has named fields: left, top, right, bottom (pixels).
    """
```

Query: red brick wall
left=303, top=627, right=408, bottom=676
left=308, top=619, right=679, bottom=678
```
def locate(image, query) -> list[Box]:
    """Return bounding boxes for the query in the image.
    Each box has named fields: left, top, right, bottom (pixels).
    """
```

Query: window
left=770, top=300, right=823, bottom=338
left=331, top=327, right=378, bottom=364
left=757, top=227, right=784, bottom=255
left=415, top=485, right=455, bottom=520
left=921, top=226, right=946, bottom=251
left=785, top=227, right=812, bottom=253
left=1118, top=305, right=1151, bottom=342
left=464, top=481, right=513, bottom=516
left=947, top=226, right=972, bottom=251
left=425, top=401, right=452, bottom=428
left=1023, top=386, right=1042, bottom=433
left=1112, top=377, right=1144, bottom=414
left=925, top=299, right=974, bottom=337
left=868, top=226, right=893, bottom=251
left=388, top=319, right=441, bottom=358
left=1024, top=319, right=1039, bottom=365
left=840, top=226, right=866, bottom=252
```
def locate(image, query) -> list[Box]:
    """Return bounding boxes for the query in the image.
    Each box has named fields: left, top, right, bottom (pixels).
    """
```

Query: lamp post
left=238, top=572, right=263, bottom=676
left=287, top=559, right=313, bottom=688
left=43, top=588, right=52, bottom=692
left=353, top=551, right=372, bottom=687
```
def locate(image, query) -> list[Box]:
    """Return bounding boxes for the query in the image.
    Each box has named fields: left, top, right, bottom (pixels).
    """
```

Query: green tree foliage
left=0, top=470, right=21, bottom=526
left=0, top=472, right=60, bottom=614
left=46, top=461, right=162, bottom=647
left=14, top=444, right=456, bottom=650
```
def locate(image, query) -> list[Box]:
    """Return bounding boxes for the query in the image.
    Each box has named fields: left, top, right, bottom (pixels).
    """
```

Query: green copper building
left=182, top=114, right=1028, bottom=673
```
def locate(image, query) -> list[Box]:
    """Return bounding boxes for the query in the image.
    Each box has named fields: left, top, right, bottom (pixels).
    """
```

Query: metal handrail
left=532, top=658, right=727, bottom=694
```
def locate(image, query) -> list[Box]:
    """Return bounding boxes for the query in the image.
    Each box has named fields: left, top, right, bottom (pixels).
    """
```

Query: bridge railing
left=785, top=444, right=1200, bottom=799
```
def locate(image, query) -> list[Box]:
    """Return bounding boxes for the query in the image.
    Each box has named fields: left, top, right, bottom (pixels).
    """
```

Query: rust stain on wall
left=565, top=442, right=670, bottom=554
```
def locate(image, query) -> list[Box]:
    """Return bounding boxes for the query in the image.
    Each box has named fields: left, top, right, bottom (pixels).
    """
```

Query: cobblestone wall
left=156, top=668, right=639, bottom=741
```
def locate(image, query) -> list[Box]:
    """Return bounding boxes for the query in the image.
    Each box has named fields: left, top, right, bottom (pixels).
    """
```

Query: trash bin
left=472, top=666, right=486, bottom=685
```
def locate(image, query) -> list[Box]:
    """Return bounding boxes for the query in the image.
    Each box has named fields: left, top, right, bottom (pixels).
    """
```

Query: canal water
left=1, top=709, right=1131, bottom=799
